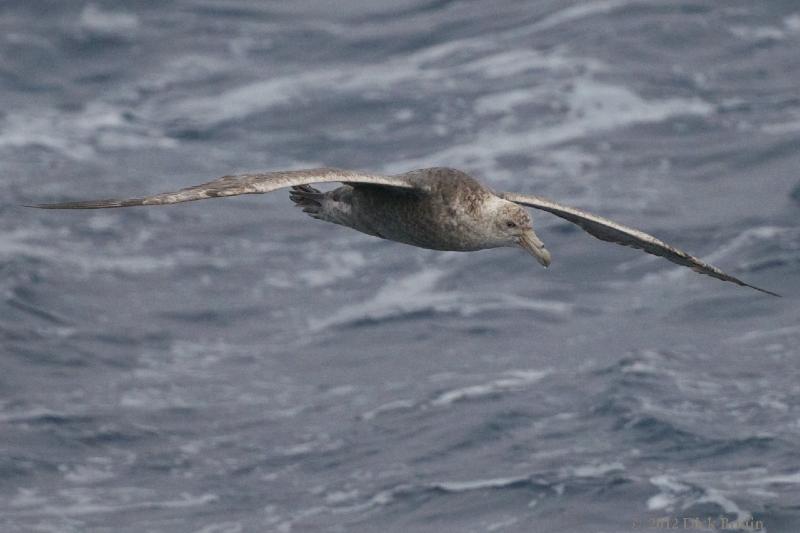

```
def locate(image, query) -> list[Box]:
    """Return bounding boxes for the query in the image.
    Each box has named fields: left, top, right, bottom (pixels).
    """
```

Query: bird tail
left=289, top=185, right=325, bottom=219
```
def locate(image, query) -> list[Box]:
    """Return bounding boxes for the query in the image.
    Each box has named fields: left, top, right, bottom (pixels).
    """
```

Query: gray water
left=2, top=1, right=799, bottom=532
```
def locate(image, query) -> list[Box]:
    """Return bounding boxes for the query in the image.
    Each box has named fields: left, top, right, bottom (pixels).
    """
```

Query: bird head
left=492, top=200, right=551, bottom=267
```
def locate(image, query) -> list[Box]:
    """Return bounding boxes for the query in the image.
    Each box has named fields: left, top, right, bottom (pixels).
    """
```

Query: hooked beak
left=518, top=230, right=551, bottom=268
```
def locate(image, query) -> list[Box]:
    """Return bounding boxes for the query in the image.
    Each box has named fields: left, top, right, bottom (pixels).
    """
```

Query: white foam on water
left=140, top=54, right=234, bottom=92
left=308, top=267, right=570, bottom=331
left=307, top=267, right=448, bottom=330
left=431, top=369, right=550, bottom=406
left=696, top=488, right=751, bottom=523
left=360, top=399, right=417, bottom=421
left=462, top=48, right=602, bottom=79
left=10, top=492, right=219, bottom=518
left=296, top=250, right=367, bottom=288
left=8, top=30, right=684, bottom=173
left=0, top=225, right=231, bottom=276
left=503, top=76, right=712, bottom=147
left=729, top=325, right=800, bottom=344
left=79, top=4, right=140, bottom=37
left=762, top=117, right=800, bottom=135
left=192, top=523, right=244, bottom=533
left=10, top=489, right=48, bottom=508
left=458, top=294, right=572, bottom=317
left=647, top=475, right=691, bottom=510
left=762, top=471, right=800, bottom=484
left=166, top=76, right=300, bottom=127
left=161, top=39, right=597, bottom=135
left=119, top=387, right=194, bottom=410
left=756, top=392, right=789, bottom=413
left=677, top=468, right=800, bottom=513
left=324, top=489, right=360, bottom=505
left=647, top=474, right=756, bottom=524
left=731, top=12, right=800, bottom=42
left=161, top=38, right=470, bottom=129
left=360, top=368, right=550, bottom=420
left=274, top=435, right=344, bottom=457
left=786, top=13, right=800, bottom=32
left=0, top=406, right=66, bottom=424
left=0, top=102, right=176, bottom=159
left=430, top=475, right=530, bottom=492
left=729, top=25, right=786, bottom=41
left=4, top=31, right=54, bottom=49
left=565, top=461, right=625, bottom=478
left=391, top=77, right=713, bottom=172
left=474, top=87, right=552, bottom=116
left=487, top=516, right=520, bottom=531
left=61, top=461, right=115, bottom=484
left=404, top=38, right=490, bottom=66
left=331, top=485, right=411, bottom=514
left=531, top=0, right=634, bottom=33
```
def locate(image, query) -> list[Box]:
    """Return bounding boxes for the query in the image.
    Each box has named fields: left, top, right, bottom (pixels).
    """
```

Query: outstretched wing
left=499, top=191, right=779, bottom=297
left=29, top=168, right=416, bottom=209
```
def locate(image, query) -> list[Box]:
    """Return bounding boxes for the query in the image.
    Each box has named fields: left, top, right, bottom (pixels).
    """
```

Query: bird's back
left=344, top=167, right=496, bottom=251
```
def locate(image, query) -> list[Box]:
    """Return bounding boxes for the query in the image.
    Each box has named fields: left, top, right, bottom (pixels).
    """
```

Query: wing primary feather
left=27, top=168, right=416, bottom=210
left=26, top=198, right=147, bottom=209
left=500, top=191, right=780, bottom=297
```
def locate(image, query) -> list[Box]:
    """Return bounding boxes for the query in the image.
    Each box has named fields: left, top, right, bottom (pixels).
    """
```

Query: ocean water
left=1, top=1, right=799, bottom=531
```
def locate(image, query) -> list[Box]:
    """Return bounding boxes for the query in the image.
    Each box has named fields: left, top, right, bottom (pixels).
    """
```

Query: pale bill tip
left=519, top=231, right=551, bottom=268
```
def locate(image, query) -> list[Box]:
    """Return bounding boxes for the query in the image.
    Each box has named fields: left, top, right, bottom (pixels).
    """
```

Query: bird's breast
left=349, top=187, right=494, bottom=251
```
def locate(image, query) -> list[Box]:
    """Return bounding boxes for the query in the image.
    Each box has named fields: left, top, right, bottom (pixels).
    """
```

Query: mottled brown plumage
left=29, top=166, right=778, bottom=296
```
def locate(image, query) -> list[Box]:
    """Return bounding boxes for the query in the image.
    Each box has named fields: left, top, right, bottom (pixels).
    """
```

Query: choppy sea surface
left=2, top=1, right=799, bottom=532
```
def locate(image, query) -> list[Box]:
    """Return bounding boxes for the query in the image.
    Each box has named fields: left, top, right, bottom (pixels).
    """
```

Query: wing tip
left=731, top=275, right=780, bottom=297
left=747, top=284, right=781, bottom=298
left=22, top=199, right=132, bottom=209
left=23, top=203, right=74, bottom=209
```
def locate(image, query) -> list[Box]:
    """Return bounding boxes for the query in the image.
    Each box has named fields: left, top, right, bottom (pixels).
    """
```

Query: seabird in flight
left=29, top=166, right=779, bottom=296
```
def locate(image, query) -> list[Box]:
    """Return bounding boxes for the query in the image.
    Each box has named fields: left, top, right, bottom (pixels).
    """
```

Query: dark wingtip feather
left=726, top=272, right=780, bottom=297
left=23, top=199, right=132, bottom=209
left=746, top=283, right=781, bottom=297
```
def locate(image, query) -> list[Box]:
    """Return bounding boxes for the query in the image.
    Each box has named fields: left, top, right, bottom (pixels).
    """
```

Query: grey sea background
left=2, top=1, right=799, bottom=532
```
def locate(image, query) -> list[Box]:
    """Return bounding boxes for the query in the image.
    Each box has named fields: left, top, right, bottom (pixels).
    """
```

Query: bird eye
left=506, top=220, right=517, bottom=228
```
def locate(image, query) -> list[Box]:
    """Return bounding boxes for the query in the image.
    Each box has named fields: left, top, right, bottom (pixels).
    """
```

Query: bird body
left=29, top=166, right=778, bottom=296
left=290, top=168, right=540, bottom=254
